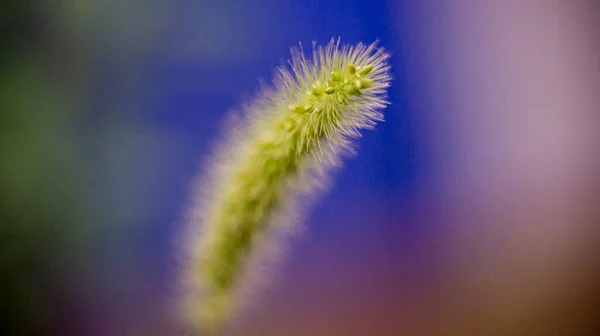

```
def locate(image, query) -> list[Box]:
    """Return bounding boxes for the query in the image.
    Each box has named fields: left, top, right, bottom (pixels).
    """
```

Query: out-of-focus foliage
left=1, top=1, right=82, bottom=334
left=0, top=1, right=157, bottom=334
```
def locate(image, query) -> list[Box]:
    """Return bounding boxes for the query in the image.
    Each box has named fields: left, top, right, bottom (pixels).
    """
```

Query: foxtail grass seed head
left=181, top=38, right=391, bottom=334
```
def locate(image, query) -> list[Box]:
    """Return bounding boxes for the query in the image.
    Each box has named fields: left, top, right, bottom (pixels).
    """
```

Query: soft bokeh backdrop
left=1, top=1, right=599, bottom=335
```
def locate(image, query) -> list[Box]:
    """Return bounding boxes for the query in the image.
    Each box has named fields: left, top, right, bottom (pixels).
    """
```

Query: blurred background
left=1, top=0, right=599, bottom=335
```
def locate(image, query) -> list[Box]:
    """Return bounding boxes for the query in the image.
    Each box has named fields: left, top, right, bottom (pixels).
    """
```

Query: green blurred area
left=0, top=1, right=157, bottom=334
left=1, top=2, right=81, bottom=334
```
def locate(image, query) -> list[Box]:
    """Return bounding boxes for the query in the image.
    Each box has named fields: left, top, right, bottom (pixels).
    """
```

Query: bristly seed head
left=182, top=38, right=391, bottom=334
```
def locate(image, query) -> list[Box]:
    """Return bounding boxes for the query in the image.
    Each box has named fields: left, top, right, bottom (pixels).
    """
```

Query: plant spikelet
left=181, top=38, right=391, bottom=334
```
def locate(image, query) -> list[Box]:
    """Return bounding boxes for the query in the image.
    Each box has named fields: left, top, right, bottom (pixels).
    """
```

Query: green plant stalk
left=183, top=39, right=391, bottom=333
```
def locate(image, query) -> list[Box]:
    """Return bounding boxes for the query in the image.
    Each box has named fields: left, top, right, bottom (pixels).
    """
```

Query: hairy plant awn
left=180, top=38, right=391, bottom=334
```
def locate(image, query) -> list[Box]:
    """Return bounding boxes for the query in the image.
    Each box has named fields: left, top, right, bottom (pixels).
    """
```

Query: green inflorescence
left=182, top=39, right=390, bottom=334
